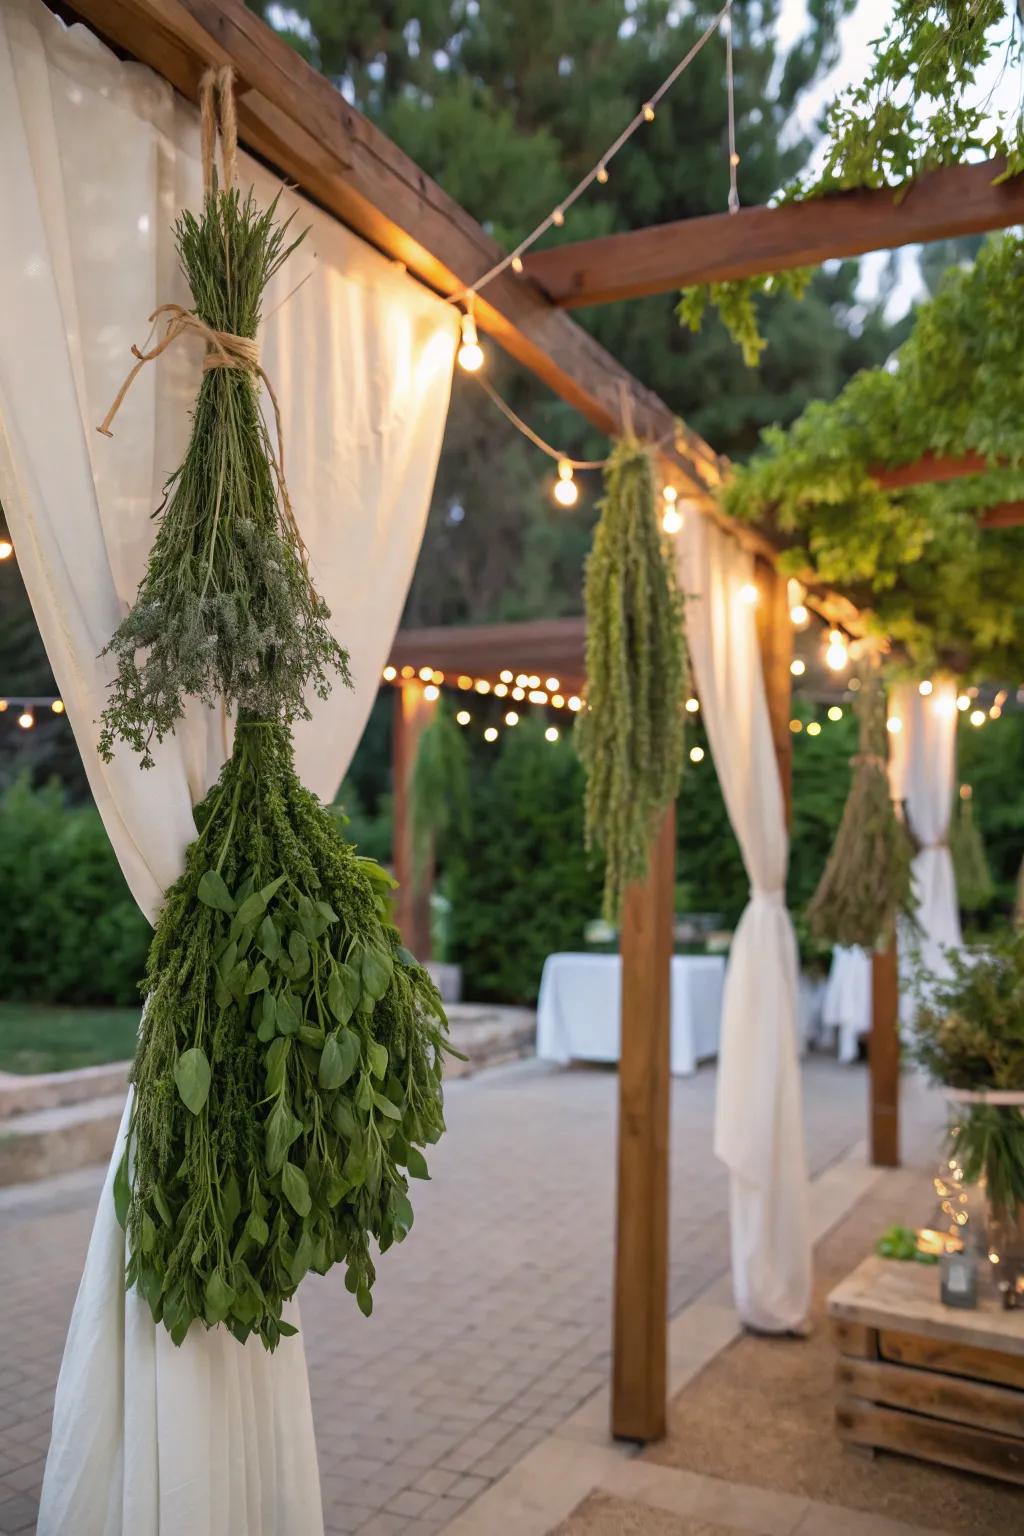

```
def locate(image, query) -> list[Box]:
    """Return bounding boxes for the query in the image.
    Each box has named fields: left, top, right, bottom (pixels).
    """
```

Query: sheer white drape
left=888, top=680, right=962, bottom=988
left=0, top=2, right=457, bottom=1530
left=679, top=515, right=810, bottom=1332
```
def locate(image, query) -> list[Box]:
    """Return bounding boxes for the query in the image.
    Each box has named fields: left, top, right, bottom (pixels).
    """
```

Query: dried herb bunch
left=99, top=186, right=349, bottom=767
left=118, top=718, right=450, bottom=1348
left=576, top=438, right=687, bottom=920
left=806, top=662, right=916, bottom=949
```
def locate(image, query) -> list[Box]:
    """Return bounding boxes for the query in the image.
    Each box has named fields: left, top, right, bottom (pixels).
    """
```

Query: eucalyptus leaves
left=576, top=438, right=687, bottom=919
left=120, top=719, right=448, bottom=1347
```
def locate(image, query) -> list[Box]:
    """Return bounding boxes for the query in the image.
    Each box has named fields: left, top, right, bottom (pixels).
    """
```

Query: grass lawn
left=0, top=1002, right=140, bottom=1075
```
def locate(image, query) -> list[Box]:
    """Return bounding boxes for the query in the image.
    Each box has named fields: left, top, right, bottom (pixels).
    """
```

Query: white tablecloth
left=822, top=945, right=872, bottom=1064
left=536, top=953, right=726, bottom=1077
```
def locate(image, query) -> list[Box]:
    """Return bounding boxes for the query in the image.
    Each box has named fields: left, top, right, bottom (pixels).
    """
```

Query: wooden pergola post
left=870, top=935, right=901, bottom=1167
left=611, top=804, right=676, bottom=1442
left=391, top=679, right=437, bottom=961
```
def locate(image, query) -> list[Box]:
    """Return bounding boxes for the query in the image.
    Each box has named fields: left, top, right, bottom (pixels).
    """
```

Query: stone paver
left=0, top=1055, right=888, bottom=1534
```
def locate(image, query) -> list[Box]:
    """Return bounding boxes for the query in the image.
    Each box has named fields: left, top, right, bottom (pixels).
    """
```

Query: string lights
left=0, top=695, right=67, bottom=729
left=824, top=629, right=849, bottom=672
left=0, top=538, right=12, bottom=561
left=554, top=459, right=579, bottom=507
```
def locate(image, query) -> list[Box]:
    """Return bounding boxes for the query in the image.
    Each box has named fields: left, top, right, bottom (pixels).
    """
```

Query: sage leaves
left=173, top=1047, right=211, bottom=1114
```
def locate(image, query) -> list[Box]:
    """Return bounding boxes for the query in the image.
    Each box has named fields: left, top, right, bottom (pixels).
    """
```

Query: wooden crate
left=828, top=1253, right=1024, bottom=1485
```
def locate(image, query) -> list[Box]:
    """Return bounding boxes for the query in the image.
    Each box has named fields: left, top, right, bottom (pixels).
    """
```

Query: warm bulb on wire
left=970, top=709, right=986, bottom=727
left=51, top=699, right=65, bottom=714
left=956, top=694, right=970, bottom=711
left=918, top=679, right=933, bottom=697
left=423, top=684, right=439, bottom=701
left=689, top=745, right=705, bottom=763
left=553, top=459, right=578, bottom=507
left=484, top=726, right=498, bottom=742
left=457, top=310, right=484, bottom=372
left=545, top=726, right=560, bottom=742
left=456, top=710, right=471, bottom=726
left=17, top=711, right=34, bottom=730
left=0, top=540, right=12, bottom=561
left=382, top=665, right=397, bottom=682
left=887, top=716, right=902, bottom=735
left=739, top=581, right=759, bottom=606
left=642, top=102, right=655, bottom=122
left=790, top=659, right=806, bottom=677
left=511, top=255, right=524, bottom=274
left=825, top=630, right=849, bottom=672
left=505, top=711, right=519, bottom=726
left=596, top=163, right=609, bottom=184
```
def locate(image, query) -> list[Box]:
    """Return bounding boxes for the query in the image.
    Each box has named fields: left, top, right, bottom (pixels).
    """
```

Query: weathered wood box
left=828, top=1253, right=1024, bottom=1486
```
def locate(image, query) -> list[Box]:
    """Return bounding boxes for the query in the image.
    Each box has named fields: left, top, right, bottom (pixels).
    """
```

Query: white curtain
left=679, top=515, right=810, bottom=1332
left=0, top=1, right=457, bottom=1529
left=887, top=680, right=962, bottom=990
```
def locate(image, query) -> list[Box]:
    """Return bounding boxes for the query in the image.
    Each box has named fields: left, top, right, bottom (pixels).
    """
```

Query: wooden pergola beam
left=522, top=159, right=1024, bottom=308
left=871, top=452, right=993, bottom=490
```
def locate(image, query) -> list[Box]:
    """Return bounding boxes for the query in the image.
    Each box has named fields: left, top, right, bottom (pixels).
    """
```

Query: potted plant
left=912, top=933, right=1024, bottom=1294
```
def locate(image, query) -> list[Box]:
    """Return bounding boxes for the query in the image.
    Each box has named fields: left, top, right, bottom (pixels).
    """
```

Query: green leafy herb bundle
left=912, top=934, right=1024, bottom=1222
left=576, top=438, right=686, bottom=920
left=98, top=185, right=349, bottom=767
left=806, top=663, right=916, bottom=950
left=119, top=716, right=448, bottom=1347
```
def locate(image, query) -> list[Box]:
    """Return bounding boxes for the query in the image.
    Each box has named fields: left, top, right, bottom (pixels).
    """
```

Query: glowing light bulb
left=528, top=676, right=541, bottom=689
left=545, top=726, right=560, bottom=742
left=512, top=686, right=525, bottom=701
left=400, top=664, right=415, bottom=679
left=458, top=674, right=473, bottom=689
left=662, top=506, right=683, bottom=534
left=51, top=699, right=65, bottom=714
left=457, top=310, right=484, bottom=372
left=484, top=726, right=498, bottom=742
left=739, top=581, right=759, bottom=606
left=970, top=708, right=986, bottom=727
left=494, top=683, right=508, bottom=698
left=529, top=690, right=548, bottom=704
left=431, top=670, right=444, bottom=684
left=825, top=630, right=849, bottom=672
left=553, top=459, right=578, bottom=507
left=418, top=666, right=433, bottom=682
left=642, top=102, right=655, bottom=122
left=552, top=694, right=565, bottom=709
left=475, top=679, right=491, bottom=694
left=790, top=604, right=809, bottom=626
left=511, top=255, right=524, bottom=274
left=790, top=659, right=806, bottom=677
left=990, top=704, right=1002, bottom=719
left=382, top=665, right=397, bottom=681
left=500, top=670, right=514, bottom=683
left=789, top=719, right=802, bottom=733
left=505, top=711, right=519, bottom=726
left=456, top=710, right=471, bottom=726
left=918, top=679, right=933, bottom=697
left=689, top=745, right=705, bottom=763
left=887, top=716, right=902, bottom=734
left=568, top=695, right=583, bottom=712
left=957, top=694, right=970, bottom=711
left=685, top=697, right=700, bottom=713
left=551, top=206, right=565, bottom=227
left=0, top=540, right=12, bottom=561
left=17, top=711, right=34, bottom=730
left=423, top=684, right=439, bottom=701
left=546, top=678, right=560, bottom=692
left=807, top=721, right=822, bottom=737
left=0, top=700, right=6, bottom=712
left=827, top=705, right=843, bottom=721
left=596, top=164, right=609, bottom=184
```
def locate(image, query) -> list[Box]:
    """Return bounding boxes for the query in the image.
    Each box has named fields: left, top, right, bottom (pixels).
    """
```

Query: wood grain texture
left=612, top=805, right=676, bottom=1442
left=836, top=1355, right=1024, bottom=1439
left=524, top=160, right=1024, bottom=307
left=829, top=1252, right=1024, bottom=1361
left=391, top=681, right=436, bottom=962
left=869, top=940, right=900, bottom=1167
left=832, top=1318, right=879, bottom=1360
left=879, top=1328, right=1024, bottom=1392
left=835, top=1396, right=1024, bottom=1485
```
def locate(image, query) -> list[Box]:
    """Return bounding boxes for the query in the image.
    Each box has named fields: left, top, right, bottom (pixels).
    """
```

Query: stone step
left=0, top=1093, right=125, bottom=1187
left=0, top=1060, right=130, bottom=1121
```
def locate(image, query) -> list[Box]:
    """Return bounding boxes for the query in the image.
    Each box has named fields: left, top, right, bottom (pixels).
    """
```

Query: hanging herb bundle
left=576, top=438, right=687, bottom=920
left=97, top=109, right=347, bottom=767
left=806, top=661, right=916, bottom=949
left=99, top=69, right=451, bottom=1350
left=117, top=718, right=447, bottom=1347
left=950, top=785, right=994, bottom=914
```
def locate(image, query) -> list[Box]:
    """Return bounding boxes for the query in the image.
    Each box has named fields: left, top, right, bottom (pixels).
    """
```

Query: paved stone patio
left=0, top=1055, right=918, bottom=1535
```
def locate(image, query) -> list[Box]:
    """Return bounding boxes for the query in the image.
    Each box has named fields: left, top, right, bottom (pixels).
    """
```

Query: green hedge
left=0, top=778, right=150, bottom=1005
left=447, top=722, right=603, bottom=1004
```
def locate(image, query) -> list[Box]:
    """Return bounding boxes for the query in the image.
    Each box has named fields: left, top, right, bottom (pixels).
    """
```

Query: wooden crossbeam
left=522, top=159, right=1024, bottom=308
left=872, top=452, right=993, bottom=490
left=978, top=501, right=1024, bottom=528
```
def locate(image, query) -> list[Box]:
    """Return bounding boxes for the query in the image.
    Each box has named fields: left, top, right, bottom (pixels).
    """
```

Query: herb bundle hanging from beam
left=806, top=660, right=915, bottom=949
left=576, top=437, right=687, bottom=920
left=97, top=74, right=347, bottom=768
left=99, top=67, right=450, bottom=1349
